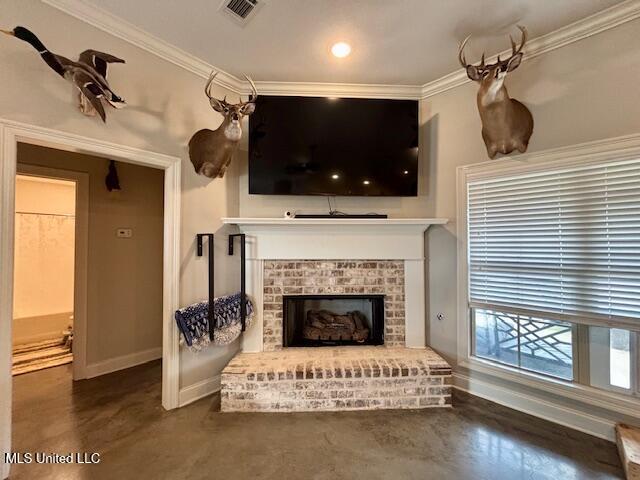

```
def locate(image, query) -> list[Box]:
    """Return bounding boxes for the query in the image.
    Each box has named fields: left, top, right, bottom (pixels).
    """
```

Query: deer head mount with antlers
left=188, top=71, right=258, bottom=178
left=459, top=25, right=534, bottom=159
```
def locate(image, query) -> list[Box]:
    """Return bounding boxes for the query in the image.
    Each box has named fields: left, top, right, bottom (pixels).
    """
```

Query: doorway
left=12, top=142, right=169, bottom=385
left=11, top=164, right=89, bottom=381
left=12, top=174, right=77, bottom=376
left=1, top=119, right=182, bottom=480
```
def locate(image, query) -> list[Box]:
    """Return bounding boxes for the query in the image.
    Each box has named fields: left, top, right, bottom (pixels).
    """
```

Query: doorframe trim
left=15, top=164, right=89, bottom=381
left=0, top=118, right=181, bottom=479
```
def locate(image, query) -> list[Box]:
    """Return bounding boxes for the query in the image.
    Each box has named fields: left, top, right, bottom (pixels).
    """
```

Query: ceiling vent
left=219, top=0, right=263, bottom=26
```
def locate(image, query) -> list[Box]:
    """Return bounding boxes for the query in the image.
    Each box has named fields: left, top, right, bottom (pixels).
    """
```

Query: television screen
left=248, top=96, right=419, bottom=196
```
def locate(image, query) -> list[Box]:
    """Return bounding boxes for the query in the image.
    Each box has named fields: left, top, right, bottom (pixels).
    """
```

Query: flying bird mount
left=1, top=26, right=126, bottom=122
left=459, top=25, right=534, bottom=159
left=188, top=71, right=258, bottom=178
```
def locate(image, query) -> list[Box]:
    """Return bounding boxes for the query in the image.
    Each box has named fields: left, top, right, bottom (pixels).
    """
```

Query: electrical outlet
left=116, top=228, right=133, bottom=238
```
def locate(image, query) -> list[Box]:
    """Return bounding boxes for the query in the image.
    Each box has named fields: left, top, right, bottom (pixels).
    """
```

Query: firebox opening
left=283, top=295, right=384, bottom=347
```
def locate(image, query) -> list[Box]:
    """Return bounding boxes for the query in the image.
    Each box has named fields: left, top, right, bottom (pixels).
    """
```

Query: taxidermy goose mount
left=1, top=26, right=126, bottom=122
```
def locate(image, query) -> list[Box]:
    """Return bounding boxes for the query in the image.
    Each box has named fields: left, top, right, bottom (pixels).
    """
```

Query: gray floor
left=10, top=360, right=623, bottom=480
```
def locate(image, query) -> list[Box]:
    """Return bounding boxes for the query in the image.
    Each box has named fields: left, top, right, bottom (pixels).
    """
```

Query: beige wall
left=422, top=18, right=640, bottom=368
left=422, top=23, right=640, bottom=426
left=13, top=176, right=75, bottom=345
left=235, top=19, right=640, bottom=370
left=18, top=143, right=165, bottom=364
left=0, top=0, right=242, bottom=388
left=2, top=0, right=639, bottom=418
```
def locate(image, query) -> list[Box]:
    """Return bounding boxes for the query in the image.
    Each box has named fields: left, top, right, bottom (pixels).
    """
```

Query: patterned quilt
left=175, top=292, right=254, bottom=351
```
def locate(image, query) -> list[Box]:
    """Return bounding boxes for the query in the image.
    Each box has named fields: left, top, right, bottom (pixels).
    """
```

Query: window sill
left=459, top=356, right=640, bottom=419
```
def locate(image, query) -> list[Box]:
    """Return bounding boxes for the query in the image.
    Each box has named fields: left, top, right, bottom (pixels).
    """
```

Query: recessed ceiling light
left=331, top=174, right=340, bottom=179
left=403, top=170, right=409, bottom=175
left=363, top=180, right=370, bottom=185
left=331, top=42, right=351, bottom=58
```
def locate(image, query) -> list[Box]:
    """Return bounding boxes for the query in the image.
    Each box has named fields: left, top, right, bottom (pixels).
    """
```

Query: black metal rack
left=229, top=234, right=247, bottom=332
left=196, top=233, right=247, bottom=341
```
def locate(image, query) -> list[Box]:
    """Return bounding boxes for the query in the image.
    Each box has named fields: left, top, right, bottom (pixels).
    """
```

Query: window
left=473, top=309, right=574, bottom=380
left=589, top=326, right=638, bottom=393
left=462, top=154, right=640, bottom=398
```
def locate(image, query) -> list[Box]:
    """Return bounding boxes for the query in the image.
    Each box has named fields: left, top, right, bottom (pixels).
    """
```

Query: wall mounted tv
left=248, top=96, right=419, bottom=196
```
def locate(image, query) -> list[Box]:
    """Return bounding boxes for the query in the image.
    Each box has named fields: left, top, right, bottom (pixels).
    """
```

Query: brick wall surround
left=263, top=260, right=406, bottom=350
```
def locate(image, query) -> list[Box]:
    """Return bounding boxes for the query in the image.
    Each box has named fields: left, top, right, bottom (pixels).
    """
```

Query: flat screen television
left=248, top=96, right=419, bottom=196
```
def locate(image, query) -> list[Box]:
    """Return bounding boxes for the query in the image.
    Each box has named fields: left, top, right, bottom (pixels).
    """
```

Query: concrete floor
left=9, top=360, right=623, bottom=480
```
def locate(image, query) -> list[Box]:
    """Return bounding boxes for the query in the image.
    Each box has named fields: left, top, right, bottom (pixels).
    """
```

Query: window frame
left=633, top=332, right=640, bottom=395
left=586, top=325, right=638, bottom=395
left=470, top=307, right=579, bottom=382
left=456, top=136, right=640, bottom=415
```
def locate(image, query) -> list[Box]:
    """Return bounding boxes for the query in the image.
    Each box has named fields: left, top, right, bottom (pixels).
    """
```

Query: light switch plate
left=116, top=228, right=133, bottom=238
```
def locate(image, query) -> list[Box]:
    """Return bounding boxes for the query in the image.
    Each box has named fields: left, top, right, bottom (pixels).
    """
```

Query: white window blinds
left=467, top=158, right=640, bottom=325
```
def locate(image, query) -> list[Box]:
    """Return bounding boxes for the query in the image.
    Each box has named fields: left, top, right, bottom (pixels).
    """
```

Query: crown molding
left=41, top=0, right=245, bottom=94
left=420, top=0, right=640, bottom=99
left=43, top=0, right=640, bottom=101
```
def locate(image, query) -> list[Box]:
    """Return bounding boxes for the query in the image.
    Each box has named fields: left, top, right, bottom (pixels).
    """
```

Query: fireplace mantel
left=221, top=217, right=448, bottom=261
left=222, top=217, right=447, bottom=226
left=221, top=217, right=448, bottom=352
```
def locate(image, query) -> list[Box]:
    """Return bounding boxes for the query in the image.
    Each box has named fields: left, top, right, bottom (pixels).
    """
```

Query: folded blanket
left=175, top=293, right=254, bottom=351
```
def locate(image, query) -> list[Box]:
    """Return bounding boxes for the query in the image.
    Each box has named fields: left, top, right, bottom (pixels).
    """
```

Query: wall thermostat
left=117, top=228, right=133, bottom=238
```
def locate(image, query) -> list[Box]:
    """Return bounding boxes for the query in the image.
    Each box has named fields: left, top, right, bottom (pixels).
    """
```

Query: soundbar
left=294, top=214, right=388, bottom=219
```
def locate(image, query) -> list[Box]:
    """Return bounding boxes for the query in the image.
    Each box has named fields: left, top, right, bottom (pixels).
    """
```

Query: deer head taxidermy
left=188, top=71, right=258, bottom=178
left=459, top=25, right=533, bottom=159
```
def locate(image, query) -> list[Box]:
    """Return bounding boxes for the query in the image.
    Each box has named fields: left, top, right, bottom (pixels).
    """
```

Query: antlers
left=458, top=25, right=528, bottom=73
left=204, top=71, right=218, bottom=101
left=243, top=74, right=258, bottom=105
left=204, top=71, right=258, bottom=106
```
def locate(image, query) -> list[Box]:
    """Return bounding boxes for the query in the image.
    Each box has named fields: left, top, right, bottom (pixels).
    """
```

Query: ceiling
left=80, top=0, right=623, bottom=85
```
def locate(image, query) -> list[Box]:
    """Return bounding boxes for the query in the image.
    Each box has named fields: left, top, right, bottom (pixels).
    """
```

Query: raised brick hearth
left=221, top=347, right=452, bottom=412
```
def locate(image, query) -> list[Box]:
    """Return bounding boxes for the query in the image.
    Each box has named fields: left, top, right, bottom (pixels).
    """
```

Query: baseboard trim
left=178, top=375, right=221, bottom=407
left=453, top=372, right=616, bottom=442
left=84, top=347, right=162, bottom=379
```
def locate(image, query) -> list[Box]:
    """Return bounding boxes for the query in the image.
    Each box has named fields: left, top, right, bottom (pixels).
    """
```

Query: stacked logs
left=303, top=309, right=369, bottom=342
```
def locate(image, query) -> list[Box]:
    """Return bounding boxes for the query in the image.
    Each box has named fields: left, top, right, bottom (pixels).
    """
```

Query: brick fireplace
left=263, top=260, right=405, bottom=350
left=219, top=217, right=451, bottom=413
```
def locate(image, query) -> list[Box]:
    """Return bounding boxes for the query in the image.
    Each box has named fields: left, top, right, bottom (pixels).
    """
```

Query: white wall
left=236, top=17, right=640, bottom=360
left=235, top=17, right=640, bottom=431
left=421, top=18, right=640, bottom=367
left=13, top=176, right=75, bottom=320
left=1, top=0, right=639, bottom=460
left=0, top=0, right=242, bottom=389
left=13, top=176, right=75, bottom=345
left=427, top=19, right=640, bottom=433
